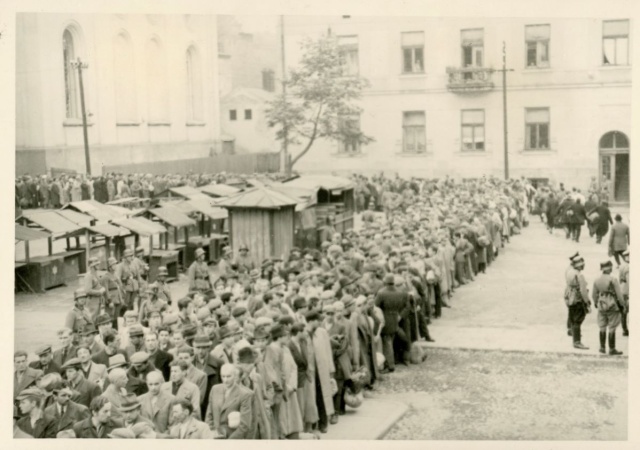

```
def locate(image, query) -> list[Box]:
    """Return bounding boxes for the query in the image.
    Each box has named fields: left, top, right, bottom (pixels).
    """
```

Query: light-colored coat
left=205, top=383, right=254, bottom=439
left=82, top=362, right=107, bottom=388
left=310, top=326, right=335, bottom=417
left=138, top=390, right=176, bottom=433
left=161, top=380, right=201, bottom=420
left=609, top=222, right=630, bottom=251
left=185, top=365, right=207, bottom=406
left=169, top=416, right=213, bottom=439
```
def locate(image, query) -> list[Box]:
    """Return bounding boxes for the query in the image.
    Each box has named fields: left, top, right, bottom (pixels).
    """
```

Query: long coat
left=593, top=205, right=613, bottom=237
left=205, top=383, right=253, bottom=439
left=374, top=285, right=409, bottom=336
left=161, top=380, right=201, bottom=420
left=356, top=311, right=378, bottom=385
left=310, top=326, right=335, bottom=417
left=325, top=319, right=353, bottom=381
left=609, top=222, right=630, bottom=251
left=239, top=367, right=273, bottom=439
left=138, top=390, right=176, bottom=433
left=277, top=345, right=303, bottom=437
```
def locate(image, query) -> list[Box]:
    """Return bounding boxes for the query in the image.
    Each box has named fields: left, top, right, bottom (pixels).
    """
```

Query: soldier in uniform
left=565, top=252, right=580, bottom=336
left=592, top=260, right=624, bottom=355
left=84, top=257, right=106, bottom=323
left=188, top=248, right=212, bottom=293
left=101, top=257, right=124, bottom=329
left=65, top=289, right=94, bottom=346
left=234, top=245, right=256, bottom=273
left=115, top=249, right=141, bottom=313
left=564, top=254, right=590, bottom=350
left=139, top=285, right=169, bottom=326
left=619, top=249, right=629, bottom=336
left=154, top=266, right=173, bottom=305
left=133, top=247, right=150, bottom=310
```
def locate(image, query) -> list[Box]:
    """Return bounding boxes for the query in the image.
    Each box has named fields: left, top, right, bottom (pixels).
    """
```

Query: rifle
left=607, top=280, right=626, bottom=313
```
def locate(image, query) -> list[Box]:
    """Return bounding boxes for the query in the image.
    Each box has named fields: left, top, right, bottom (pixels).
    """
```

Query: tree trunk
left=289, top=104, right=323, bottom=172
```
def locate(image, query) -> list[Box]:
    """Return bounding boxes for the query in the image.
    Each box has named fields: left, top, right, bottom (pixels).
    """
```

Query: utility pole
left=280, top=15, right=290, bottom=175
left=492, top=42, right=515, bottom=180
left=71, top=58, right=91, bottom=175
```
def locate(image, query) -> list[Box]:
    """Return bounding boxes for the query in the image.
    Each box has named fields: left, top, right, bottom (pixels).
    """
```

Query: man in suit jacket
left=569, top=198, right=587, bottom=242
left=205, top=363, right=253, bottom=439
left=101, top=367, right=129, bottom=420
left=138, top=371, right=175, bottom=433
left=14, top=350, right=43, bottom=401
left=76, top=345, right=107, bottom=388
left=62, top=358, right=102, bottom=409
left=52, top=328, right=77, bottom=368
left=29, top=345, right=62, bottom=376
left=168, top=398, right=212, bottom=439
left=374, top=274, right=409, bottom=373
left=609, top=214, right=630, bottom=266
left=43, top=380, right=90, bottom=437
left=192, top=335, right=224, bottom=419
left=161, top=360, right=201, bottom=419
left=176, top=345, right=208, bottom=407
left=145, top=331, right=173, bottom=381
left=73, top=396, right=124, bottom=438
left=15, top=387, right=55, bottom=438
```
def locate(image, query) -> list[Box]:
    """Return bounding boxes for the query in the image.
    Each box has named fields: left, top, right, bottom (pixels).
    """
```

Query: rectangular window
left=461, top=109, right=485, bottom=151
left=401, top=32, right=424, bottom=74
left=338, top=35, right=359, bottom=76
left=229, top=110, right=237, bottom=121
left=262, top=69, right=275, bottom=92
left=603, top=19, right=630, bottom=65
left=338, top=114, right=361, bottom=154
left=525, top=108, right=550, bottom=150
left=244, top=109, right=252, bottom=120
left=461, top=28, right=484, bottom=68
left=525, top=24, right=550, bottom=68
left=402, top=111, right=426, bottom=153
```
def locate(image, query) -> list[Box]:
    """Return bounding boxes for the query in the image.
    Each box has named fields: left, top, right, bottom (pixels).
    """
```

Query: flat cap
left=128, top=324, right=145, bottom=337
left=35, top=344, right=52, bottom=356
left=232, top=306, right=247, bottom=318
left=130, top=351, right=150, bottom=364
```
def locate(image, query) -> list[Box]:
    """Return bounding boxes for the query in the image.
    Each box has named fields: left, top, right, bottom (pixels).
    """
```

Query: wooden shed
left=216, top=186, right=298, bottom=266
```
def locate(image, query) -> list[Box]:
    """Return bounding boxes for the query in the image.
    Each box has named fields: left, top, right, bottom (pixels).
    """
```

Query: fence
left=102, top=152, right=281, bottom=176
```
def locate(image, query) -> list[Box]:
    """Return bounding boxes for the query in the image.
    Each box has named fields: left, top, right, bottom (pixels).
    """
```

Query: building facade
left=16, top=13, right=222, bottom=176
left=280, top=16, right=631, bottom=202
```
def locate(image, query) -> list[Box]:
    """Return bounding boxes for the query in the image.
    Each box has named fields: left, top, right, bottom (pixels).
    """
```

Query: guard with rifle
left=84, top=256, right=106, bottom=323
left=101, top=257, right=124, bottom=329
left=592, top=260, right=624, bottom=355
left=564, top=253, right=591, bottom=350
left=115, top=248, right=141, bottom=313
left=188, top=248, right=212, bottom=293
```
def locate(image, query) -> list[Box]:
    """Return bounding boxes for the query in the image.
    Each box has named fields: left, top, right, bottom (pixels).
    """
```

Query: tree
left=266, top=34, right=374, bottom=174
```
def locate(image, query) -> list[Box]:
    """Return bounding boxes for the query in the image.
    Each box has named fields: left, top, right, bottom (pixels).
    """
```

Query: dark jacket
left=288, top=340, right=308, bottom=389
left=148, top=348, right=174, bottom=382
left=570, top=202, right=587, bottom=225
left=72, top=416, right=124, bottom=439
left=29, top=360, right=62, bottom=376
left=375, top=285, right=409, bottom=335
left=69, top=377, right=102, bottom=409
left=44, top=400, right=90, bottom=437
left=16, top=414, right=55, bottom=439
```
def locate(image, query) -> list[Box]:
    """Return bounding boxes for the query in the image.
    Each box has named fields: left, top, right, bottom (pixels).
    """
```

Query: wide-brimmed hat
left=237, top=347, right=257, bottom=364
left=193, top=335, right=213, bottom=348
left=128, top=324, right=144, bottom=337
left=108, top=354, right=127, bottom=371
left=119, top=395, right=141, bottom=412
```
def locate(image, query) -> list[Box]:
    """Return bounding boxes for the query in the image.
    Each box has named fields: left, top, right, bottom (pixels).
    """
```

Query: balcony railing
left=446, top=67, right=495, bottom=93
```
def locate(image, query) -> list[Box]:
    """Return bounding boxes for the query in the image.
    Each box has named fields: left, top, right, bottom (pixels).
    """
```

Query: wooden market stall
left=112, top=217, right=167, bottom=273
left=173, top=198, right=229, bottom=265
left=283, top=175, right=356, bottom=247
left=15, top=224, right=51, bottom=293
left=216, top=186, right=298, bottom=266
left=198, top=183, right=242, bottom=199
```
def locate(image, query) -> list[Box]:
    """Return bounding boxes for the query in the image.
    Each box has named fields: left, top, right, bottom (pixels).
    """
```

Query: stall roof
left=216, top=186, right=298, bottom=209
left=199, top=183, right=242, bottom=198
left=66, top=200, right=122, bottom=221
left=113, top=217, right=166, bottom=236
left=56, top=209, right=94, bottom=226
left=183, top=198, right=228, bottom=220
left=148, top=205, right=196, bottom=228
left=261, top=182, right=317, bottom=212
left=15, top=224, right=51, bottom=242
left=284, top=175, right=355, bottom=193
left=21, top=211, right=82, bottom=234
left=88, top=224, right=130, bottom=238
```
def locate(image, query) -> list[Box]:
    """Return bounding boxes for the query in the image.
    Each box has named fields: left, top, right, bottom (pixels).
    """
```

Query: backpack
left=597, top=280, right=618, bottom=311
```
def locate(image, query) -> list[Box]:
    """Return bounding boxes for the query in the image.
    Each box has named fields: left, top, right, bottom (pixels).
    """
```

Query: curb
left=373, top=402, right=409, bottom=440
left=415, top=341, right=629, bottom=360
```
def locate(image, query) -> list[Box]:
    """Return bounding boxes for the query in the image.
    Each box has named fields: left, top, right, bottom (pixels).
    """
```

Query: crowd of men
left=13, top=173, right=540, bottom=439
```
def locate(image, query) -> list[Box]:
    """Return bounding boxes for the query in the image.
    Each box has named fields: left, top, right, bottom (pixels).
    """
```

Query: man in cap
left=128, top=351, right=161, bottom=395
left=76, top=345, right=107, bottom=388
left=15, top=387, right=54, bottom=438
left=593, top=260, right=624, bottom=355
left=145, top=330, right=173, bottom=381
left=29, top=345, right=61, bottom=375
left=162, top=360, right=201, bottom=419
left=65, top=289, right=94, bottom=345
left=79, top=324, right=104, bottom=355
left=95, top=313, right=114, bottom=348
left=100, top=256, right=124, bottom=329
left=125, top=324, right=146, bottom=358
left=44, top=380, right=90, bottom=437
left=139, top=284, right=169, bottom=326
left=91, top=329, right=128, bottom=368
left=53, top=328, right=77, bottom=368
left=154, top=266, right=173, bottom=305
left=120, top=393, right=156, bottom=430
left=205, top=363, right=254, bottom=439
left=236, top=346, right=272, bottom=439
left=139, top=371, right=176, bottom=434
left=211, top=325, right=237, bottom=364
left=62, top=357, right=102, bottom=408
left=188, top=248, right=212, bottom=293
left=72, top=396, right=124, bottom=438
left=618, top=249, right=630, bottom=336
left=375, top=273, right=409, bottom=372
left=133, top=246, right=150, bottom=308
left=176, top=345, right=208, bottom=407
left=193, top=335, right=224, bottom=418
left=84, top=256, right=107, bottom=323
left=234, top=244, right=256, bottom=273
left=14, top=350, right=43, bottom=402
left=168, top=398, right=213, bottom=439
left=564, top=254, right=591, bottom=350
left=115, top=248, right=141, bottom=313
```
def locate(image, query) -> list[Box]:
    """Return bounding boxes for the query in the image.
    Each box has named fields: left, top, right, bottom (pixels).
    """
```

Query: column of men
left=14, top=176, right=530, bottom=439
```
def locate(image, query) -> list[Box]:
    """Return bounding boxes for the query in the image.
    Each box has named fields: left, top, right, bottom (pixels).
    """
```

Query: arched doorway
left=599, top=131, right=629, bottom=203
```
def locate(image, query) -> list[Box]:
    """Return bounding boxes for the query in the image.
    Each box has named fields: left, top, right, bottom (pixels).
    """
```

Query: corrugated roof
left=88, top=224, right=129, bottom=238
left=56, top=209, right=94, bottom=226
left=15, top=224, right=51, bottom=241
left=215, top=186, right=298, bottom=209
left=148, top=206, right=196, bottom=228
left=23, top=211, right=82, bottom=234
left=183, top=198, right=228, bottom=220
left=199, top=184, right=242, bottom=198
left=284, top=175, right=355, bottom=192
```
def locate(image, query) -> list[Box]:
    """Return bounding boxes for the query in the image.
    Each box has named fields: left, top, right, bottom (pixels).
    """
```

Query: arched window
left=186, top=46, right=203, bottom=121
left=114, top=33, right=137, bottom=122
left=599, top=131, right=629, bottom=150
left=63, top=28, right=79, bottom=118
left=146, top=38, right=169, bottom=122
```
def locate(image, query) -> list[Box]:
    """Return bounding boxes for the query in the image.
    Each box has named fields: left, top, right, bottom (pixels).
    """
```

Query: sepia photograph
left=9, top=1, right=635, bottom=443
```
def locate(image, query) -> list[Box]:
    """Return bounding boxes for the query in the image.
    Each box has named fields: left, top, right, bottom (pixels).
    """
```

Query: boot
left=622, top=313, right=629, bottom=336
left=573, top=327, right=588, bottom=350
left=608, top=332, right=623, bottom=355
left=599, top=331, right=606, bottom=354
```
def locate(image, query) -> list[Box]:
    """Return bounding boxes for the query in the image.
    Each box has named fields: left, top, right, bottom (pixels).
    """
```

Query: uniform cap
left=195, top=248, right=206, bottom=258
left=74, top=289, right=87, bottom=300
left=107, top=257, right=118, bottom=267
left=600, top=260, right=613, bottom=269
left=95, top=314, right=112, bottom=326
